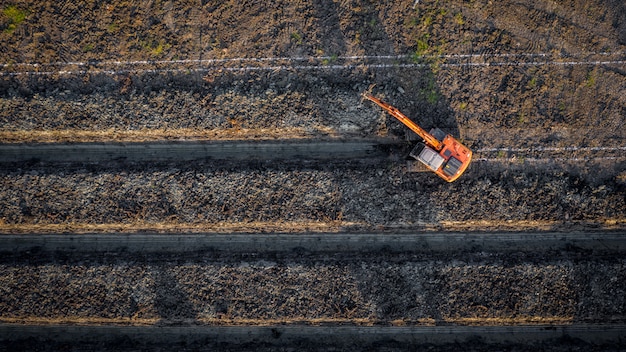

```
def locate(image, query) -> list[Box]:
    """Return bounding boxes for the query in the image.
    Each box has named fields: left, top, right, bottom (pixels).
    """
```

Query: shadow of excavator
left=154, top=266, right=198, bottom=325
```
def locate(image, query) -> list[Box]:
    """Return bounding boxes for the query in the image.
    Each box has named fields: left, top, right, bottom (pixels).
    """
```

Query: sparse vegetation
left=415, top=36, right=430, bottom=58
left=322, top=53, right=338, bottom=65
left=454, top=12, right=465, bottom=25
left=290, top=31, right=303, bottom=45
left=107, top=22, right=119, bottom=33
left=585, top=69, right=597, bottom=87
left=140, top=39, right=170, bottom=56
left=2, top=5, right=27, bottom=33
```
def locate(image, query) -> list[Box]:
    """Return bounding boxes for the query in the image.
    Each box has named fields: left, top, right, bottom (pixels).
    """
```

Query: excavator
left=363, top=93, right=472, bottom=182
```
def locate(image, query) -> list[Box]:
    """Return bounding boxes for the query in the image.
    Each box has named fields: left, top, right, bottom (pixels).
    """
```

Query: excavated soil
left=0, top=0, right=625, bottom=233
left=1, top=0, right=625, bottom=147
left=1, top=234, right=625, bottom=351
left=0, top=160, right=624, bottom=233
left=1, top=0, right=626, bottom=349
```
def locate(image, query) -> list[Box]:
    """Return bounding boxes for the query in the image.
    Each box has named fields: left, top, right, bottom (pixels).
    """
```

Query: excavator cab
left=409, top=134, right=470, bottom=181
left=410, top=143, right=445, bottom=171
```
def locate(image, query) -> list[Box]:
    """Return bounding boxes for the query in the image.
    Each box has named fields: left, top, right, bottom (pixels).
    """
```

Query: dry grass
left=439, top=219, right=626, bottom=232
left=0, top=316, right=159, bottom=326
left=0, top=127, right=340, bottom=144
left=442, top=316, right=575, bottom=326
left=0, top=220, right=360, bottom=234
left=0, top=316, right=575, bottom=327
left=2, top=219, right=622, bottom=234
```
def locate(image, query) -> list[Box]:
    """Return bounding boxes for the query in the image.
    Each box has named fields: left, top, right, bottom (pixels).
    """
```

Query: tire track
left=1, top=52, right=624, bottom=76
left=476, top=156, right=625, bottom=163
left=475, top=146, right=626, bottom=162
left=477, top=146, right=626, bottom=153
left=2, top=52, right=622, bottom=68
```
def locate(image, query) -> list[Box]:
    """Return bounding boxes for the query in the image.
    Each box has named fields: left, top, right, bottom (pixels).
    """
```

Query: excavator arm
left=363, top=93, right=443, bottom=151
left=363, top=92, right=472, bottom=182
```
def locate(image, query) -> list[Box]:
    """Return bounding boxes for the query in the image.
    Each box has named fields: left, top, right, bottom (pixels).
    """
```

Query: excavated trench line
left=2, top=325, right=625, bottom=349
left=2, top=141, right=624, bottom=164
left=0, top=140, right=393, bottom=163
left=3, top=232, right=625, bottom=253
left=1, top=232, right=625, bottom=349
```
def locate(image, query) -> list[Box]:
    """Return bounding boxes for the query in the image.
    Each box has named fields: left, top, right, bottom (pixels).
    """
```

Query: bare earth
left=1, top=0, right=626, bottom=350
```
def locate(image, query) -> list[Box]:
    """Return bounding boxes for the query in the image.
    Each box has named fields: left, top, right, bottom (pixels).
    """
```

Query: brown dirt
left=0, top=0, right=625, bottom=349
left=0, top=160, right=624, bottom=234
left=1, top=235, right=625, bottom=328
left=0, top=1, right=626, bottom=231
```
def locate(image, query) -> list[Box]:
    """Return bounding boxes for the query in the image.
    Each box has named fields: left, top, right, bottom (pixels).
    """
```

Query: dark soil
left=0, top=0, right=625, bottom=349
left=1, top=236, right=625, bottom=326
left=1, top=0, right=624, bottom=233
left=0, top=0, right=624, bottom=148
left=1, top=160, right=624, bottom=233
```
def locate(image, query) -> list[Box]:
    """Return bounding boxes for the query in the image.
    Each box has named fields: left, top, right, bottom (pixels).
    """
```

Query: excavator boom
left=363, top=93, right=443, bottom=150
left=363, top=92, right=472, bottom=182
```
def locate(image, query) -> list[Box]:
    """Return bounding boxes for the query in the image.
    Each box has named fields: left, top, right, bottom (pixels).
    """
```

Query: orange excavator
left=364, top=93, right=472, bottom=182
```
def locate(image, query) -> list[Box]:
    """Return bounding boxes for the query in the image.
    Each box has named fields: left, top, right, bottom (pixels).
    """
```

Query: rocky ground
left=0, top=158, right=624, bottom=234
left=1, top=0, right=625, bottom=350
left=0, top=0, right=625, bottom=233
left=1, top=0, right=625, bottom=147
left=0, top=233, right=625, bottom=351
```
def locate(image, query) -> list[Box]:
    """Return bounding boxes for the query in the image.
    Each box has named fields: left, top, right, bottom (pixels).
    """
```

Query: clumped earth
left=0, top=161, right=623, bottom=233
left=0, top=0, right=625, bottom=348
left=1, top=247, right=625, bottom=326
left=1, top=0, right=625, bottom=148
left=0, top=0, right=625, bottom=232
